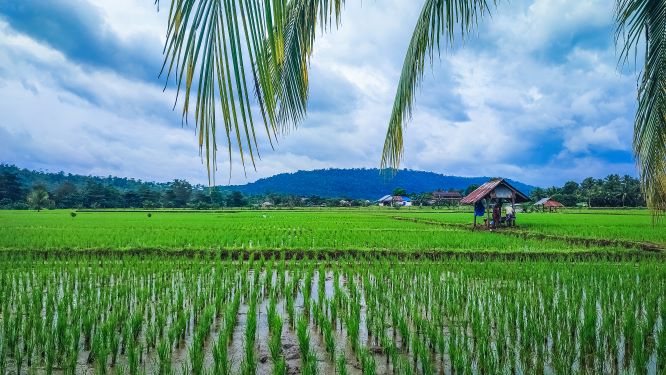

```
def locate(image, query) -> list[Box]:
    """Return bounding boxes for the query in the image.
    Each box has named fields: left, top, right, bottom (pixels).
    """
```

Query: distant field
left=1, top=208, right=664, bottom=254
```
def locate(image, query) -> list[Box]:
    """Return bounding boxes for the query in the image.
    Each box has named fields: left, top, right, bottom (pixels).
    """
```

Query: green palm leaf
left=157, top=0, right=344, bottom=183
left=615, top=0, right=666, bottom=214
left=380, top=0, right=496, bottom=171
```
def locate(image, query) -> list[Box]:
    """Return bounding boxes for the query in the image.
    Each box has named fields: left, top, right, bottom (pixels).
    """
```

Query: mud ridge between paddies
left=391, top=216, right=665, bottom=253
left=2, top=248, right=664, bottom=262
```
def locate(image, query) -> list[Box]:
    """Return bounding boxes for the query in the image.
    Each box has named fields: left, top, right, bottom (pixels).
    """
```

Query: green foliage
left=615, top=0, right=666, bottom=213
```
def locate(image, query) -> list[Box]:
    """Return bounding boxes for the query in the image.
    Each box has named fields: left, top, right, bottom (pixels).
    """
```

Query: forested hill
left=0, top=164, right=171, bottom=192
left=1, top=164, right=534, bottom=199
left=219, top=169, right=535, bottom=199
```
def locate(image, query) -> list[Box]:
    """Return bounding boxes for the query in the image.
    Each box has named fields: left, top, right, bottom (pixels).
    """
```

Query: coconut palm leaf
left=380, top=0, right=496, bottom=171
left=157, top=0, right=343, bottom=182
left=615, top=0, right=666, bottom=213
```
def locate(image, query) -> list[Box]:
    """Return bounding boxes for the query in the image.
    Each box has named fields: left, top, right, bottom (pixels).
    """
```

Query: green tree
left=227, top=191, right=247, bottom=207
left=562, top=181, right=579, bottom=195
left=0, top=171, right=24, bottom=203
left=155, top=0, right=666, bottom=213
left=529, top=187, right=546, bottom=201
left=392, top=188, right=407, bottom=196
left=54, top=181, right=81, bottom=208
left=165, top=179, right=192, bottom=207
left=27, top=185, right=52, bottom=211
left=123, top=190, right=142, bottom=208
left=464, top=184, right=479, bottom=196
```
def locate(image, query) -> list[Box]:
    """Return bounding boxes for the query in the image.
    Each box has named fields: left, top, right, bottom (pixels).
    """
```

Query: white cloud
left=0, top=0, right=640, bottom=187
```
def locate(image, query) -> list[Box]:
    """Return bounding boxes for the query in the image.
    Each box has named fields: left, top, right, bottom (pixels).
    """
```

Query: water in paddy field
left=0, top=259, right=664, bottom=374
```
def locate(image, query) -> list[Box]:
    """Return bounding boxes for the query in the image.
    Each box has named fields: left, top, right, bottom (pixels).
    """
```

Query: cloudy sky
left=0, top=0, right=639, bottom=187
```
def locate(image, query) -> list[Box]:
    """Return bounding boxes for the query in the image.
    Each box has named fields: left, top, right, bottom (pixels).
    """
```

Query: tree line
left=528, top=175, right=644, bottom=208
left=0, top=171, right=372, bottom=210
left=0, top=168, right=646, bottom=210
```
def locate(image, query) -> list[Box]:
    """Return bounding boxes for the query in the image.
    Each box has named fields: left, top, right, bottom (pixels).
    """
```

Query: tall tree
left=615, top=0, right=666, bottom=213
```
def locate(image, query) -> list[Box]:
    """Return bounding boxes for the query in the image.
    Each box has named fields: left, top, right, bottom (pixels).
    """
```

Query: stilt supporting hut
left=460, top=178, right=530, bottom=228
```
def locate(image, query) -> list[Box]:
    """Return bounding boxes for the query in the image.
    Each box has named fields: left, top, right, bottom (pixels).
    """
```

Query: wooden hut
left=460, top=178, right=530, bottom=227
left=534, top=197, right=564, bottom=212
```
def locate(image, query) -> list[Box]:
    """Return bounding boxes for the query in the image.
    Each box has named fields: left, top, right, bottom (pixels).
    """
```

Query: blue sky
left=0, top=0, right=639, bottom=187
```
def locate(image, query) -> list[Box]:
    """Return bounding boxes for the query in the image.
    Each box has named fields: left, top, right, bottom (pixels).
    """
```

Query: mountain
left=1, top=164, right=535, bottom=199
left=218, top=168, right=535, bottom=199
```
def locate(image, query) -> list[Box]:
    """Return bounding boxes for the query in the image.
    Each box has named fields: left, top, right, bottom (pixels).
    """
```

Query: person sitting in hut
left=492, top=203, right=501, bottom=228
left=505, top=204, right=515, bottom=226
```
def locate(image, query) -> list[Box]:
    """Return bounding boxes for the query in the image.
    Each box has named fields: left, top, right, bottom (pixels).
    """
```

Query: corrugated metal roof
left=544, top=200, right=564, bottom=207
left=460, top=179, right=503, bottom=204
left=377, top=195, right=392, bottom=202
left=460, top=178, right=530, bottom=204
left=433, top=191, right=462, bottom=198
left=534, top=197, right=550, bottom=205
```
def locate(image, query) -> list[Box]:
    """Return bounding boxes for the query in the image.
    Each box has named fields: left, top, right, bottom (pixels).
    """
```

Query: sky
left=0, top=0, right=640, bottom=187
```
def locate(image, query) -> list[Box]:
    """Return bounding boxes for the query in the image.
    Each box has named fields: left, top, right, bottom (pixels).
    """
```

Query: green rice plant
left=657, top=319, right=666, bottom=374
left=188, top=341, right=204, bottom=375
left=359, top=348, right=376, bottom=375
left=212, top=335, right=229, bottom=375
left=242, top=297, right=258, bottom=375
left=323, top=320, right=335, bottom=360
left=286, top=283, right=295, bottom=328
left=297, top=315, right=311, bottom=361
left=336, top=354, right=347, bottom=375
left=126, top=339, right=139, bottom=375
left=268, top=306, right=284, bottom=366
left=14, top=336, right=23, bottom=375
left=272, top=356, right=287, bottom=375
left=157, top=338, right=173, bottom=375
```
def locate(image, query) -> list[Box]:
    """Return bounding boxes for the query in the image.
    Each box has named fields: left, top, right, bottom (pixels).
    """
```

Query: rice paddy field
left=0, top=208, right=665, bottom=374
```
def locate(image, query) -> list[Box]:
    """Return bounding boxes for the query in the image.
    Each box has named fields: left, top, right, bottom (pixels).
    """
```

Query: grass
left=1, top=208, right=663, bottom=253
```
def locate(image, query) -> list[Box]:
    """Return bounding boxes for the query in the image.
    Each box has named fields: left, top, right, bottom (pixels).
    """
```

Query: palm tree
left=27, top=186, right=51, bottom=212
left=615, top=0, right=666, bottom=214
left=156, top=0, right=665, bottom=213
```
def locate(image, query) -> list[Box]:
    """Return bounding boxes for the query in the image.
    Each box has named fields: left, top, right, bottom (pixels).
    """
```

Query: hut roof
left=460, top=178, right=530, bottom=204
left=543, top=200, right=564, bottom=207
left=534, top=197, right=550, bottom=205
left=534, top=197, right=564, bottom=207
left=432, top=191, right=462, bottom=199
left=377, top=195, right=392, bottom=203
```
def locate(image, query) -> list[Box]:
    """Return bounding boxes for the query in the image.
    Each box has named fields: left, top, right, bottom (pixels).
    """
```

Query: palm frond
left=615, top=0, right=666, bottom=214
left=157, top=0, right=344, bottom=183
left=381, top=0, right=496, bottom=172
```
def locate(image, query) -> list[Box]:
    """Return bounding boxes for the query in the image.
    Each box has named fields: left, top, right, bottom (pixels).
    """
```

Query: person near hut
left=505, top=204, right=515, bottom=227
left=492, top=203, right=501, bottom=228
